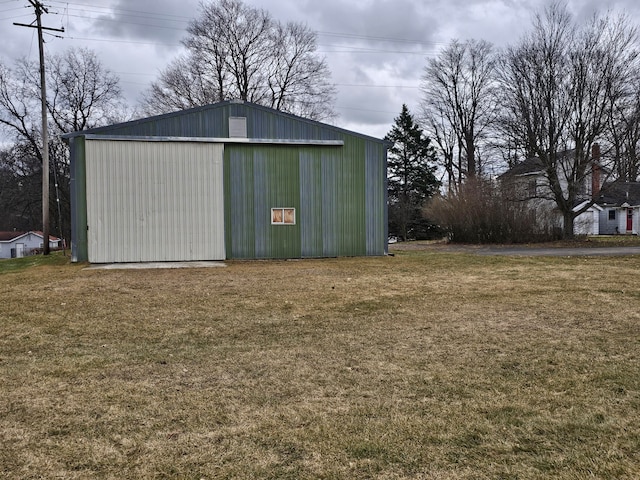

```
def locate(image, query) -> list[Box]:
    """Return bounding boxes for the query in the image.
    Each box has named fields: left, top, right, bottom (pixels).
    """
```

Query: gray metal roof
left=62, top=100, right=389, bottom=145
left=597, top=181, right=640, bottom=207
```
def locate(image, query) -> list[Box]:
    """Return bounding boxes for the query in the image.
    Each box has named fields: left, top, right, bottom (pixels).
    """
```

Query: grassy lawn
left=555, top=235, right=640, bottom=248
left=0, top=250, right=70, bottom=274
left=1, top=250, right=639, bottom=479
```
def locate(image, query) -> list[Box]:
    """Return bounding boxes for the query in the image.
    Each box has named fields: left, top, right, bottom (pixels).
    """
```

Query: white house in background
left=595, top=181, right=640, bottom=235
left=0, top=231, right=62, bottom=259
left=499, top=146, right=604, bottom=236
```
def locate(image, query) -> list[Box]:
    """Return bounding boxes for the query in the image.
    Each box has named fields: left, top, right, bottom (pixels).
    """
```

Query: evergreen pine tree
left=385, top=104, right=440, bottom=240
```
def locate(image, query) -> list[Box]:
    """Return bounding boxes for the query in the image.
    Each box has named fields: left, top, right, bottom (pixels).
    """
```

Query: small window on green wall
left=271, top=208, right=296, bottom=225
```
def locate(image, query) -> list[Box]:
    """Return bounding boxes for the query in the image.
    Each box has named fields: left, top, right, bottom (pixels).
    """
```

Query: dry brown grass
left=1, top=250, right=639, bottom=479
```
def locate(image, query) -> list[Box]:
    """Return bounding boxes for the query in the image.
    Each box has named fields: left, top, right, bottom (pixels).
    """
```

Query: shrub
left=425, top=178, right=561, bottom=243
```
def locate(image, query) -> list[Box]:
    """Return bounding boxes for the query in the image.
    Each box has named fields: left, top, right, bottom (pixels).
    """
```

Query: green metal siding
left=224, top=139, right=383, bottom=259
left=320, top=150, right=340, bottom=256
left=366, top=141, right=388, bottom=255
left=69, top=136, right=88, bottom=262
left=254, top=148, right=301, bottom=258
left=226, top=145, right=302, bottom=259
left=226, top=147, right=255, bottom=258
left=337, top=137, right=367, bottom=256
left=299, top=151, right=323, bottom=257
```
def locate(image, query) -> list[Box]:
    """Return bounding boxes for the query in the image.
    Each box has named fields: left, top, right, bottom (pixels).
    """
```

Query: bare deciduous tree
left=266, top=22, right=335, bottom=120
left=0, top=144, right=41, bottom=231
left=499, top=2, right=640, bottom=238
left=421, top=39, right=499, bottom=187
left=422, top=89, right=459, bottom=193
left=608, top=75, right=640, bottom=182
left=141, top=54, right=222, bottom=114
left=0, top=60, right=41, bottom=156
left=141, top=0, right=335, bottom=120
left=45, top=47, right=126, bottom=133
left=1, top=48, right=124, bottom=145
left=0, top=48, right=125, bottom=239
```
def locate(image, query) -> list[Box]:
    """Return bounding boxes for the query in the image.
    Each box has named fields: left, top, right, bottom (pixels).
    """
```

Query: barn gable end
left=64, top=100, right=388, bottom=262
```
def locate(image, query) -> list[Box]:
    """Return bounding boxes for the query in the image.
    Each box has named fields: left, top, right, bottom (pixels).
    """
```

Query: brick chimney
left=592, top=143, right=601, bottom=199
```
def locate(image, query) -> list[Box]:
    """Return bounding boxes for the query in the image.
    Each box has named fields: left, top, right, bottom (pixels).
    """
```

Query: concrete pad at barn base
left=85, top=261, right=226, bottom=270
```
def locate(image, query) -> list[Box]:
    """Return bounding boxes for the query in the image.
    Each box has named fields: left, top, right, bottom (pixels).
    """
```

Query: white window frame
left=271, top=207, right=296, bottom=225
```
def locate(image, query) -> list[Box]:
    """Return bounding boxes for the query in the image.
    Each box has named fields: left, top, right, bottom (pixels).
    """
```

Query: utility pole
left=14, top=1, right=64, bottom=255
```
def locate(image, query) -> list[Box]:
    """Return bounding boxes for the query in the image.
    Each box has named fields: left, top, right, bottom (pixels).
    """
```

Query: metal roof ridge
left=82, top=134, right=345, bottom=146
left=60, top=100, right=389, bottom=144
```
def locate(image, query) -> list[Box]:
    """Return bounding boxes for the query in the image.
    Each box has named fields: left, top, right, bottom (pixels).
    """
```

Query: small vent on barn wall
left=229, top=116, right=247, bottom=138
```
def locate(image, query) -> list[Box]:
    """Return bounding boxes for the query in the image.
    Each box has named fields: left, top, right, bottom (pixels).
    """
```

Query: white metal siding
left=85, top=140, right=225, bottom=262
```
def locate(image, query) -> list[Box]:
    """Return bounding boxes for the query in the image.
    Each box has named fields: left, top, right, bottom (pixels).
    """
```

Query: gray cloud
left=2, top=0, right=640, bottom=139
left=88, top=0, right=196, bottom=44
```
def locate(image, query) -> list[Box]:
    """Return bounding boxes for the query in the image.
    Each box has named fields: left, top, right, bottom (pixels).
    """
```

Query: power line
left=335, top=105, right=399, bottom=115
left=318, top=30, right=446, bottom=48
left=336, top=83, right=420, bottom=89
left=64, top=34, right=180, bottom=48
left=60, top=12, right=187, bottom=31
left=3, top=1, right=445, bottom=58
left=0, top=12, right=31, bottom=20
left=0, top=6, right=27, bottom=13
left=319, top=48, right=428, bottom=55
left=59, top=33, right=430, bottom=57
left=7, top=1, right=425, bottom=129
left=47, top=0, right=432, bottom=52
left=47, top=0, right=193, bottom=22
left=45, top=1, right=440, bottom=50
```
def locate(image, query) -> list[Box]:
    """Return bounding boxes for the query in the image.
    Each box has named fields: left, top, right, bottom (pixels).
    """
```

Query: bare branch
left=140, top=0, right=335, bottom=120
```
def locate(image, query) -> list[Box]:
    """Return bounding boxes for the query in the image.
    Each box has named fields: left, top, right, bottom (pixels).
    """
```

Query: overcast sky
left=2, top=0, right=640, bottom=139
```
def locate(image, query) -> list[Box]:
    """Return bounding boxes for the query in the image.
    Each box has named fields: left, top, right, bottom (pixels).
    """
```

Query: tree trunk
left=563, top=210, right=575, bottom=239
left=466, top=135, right=476, bottom=177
